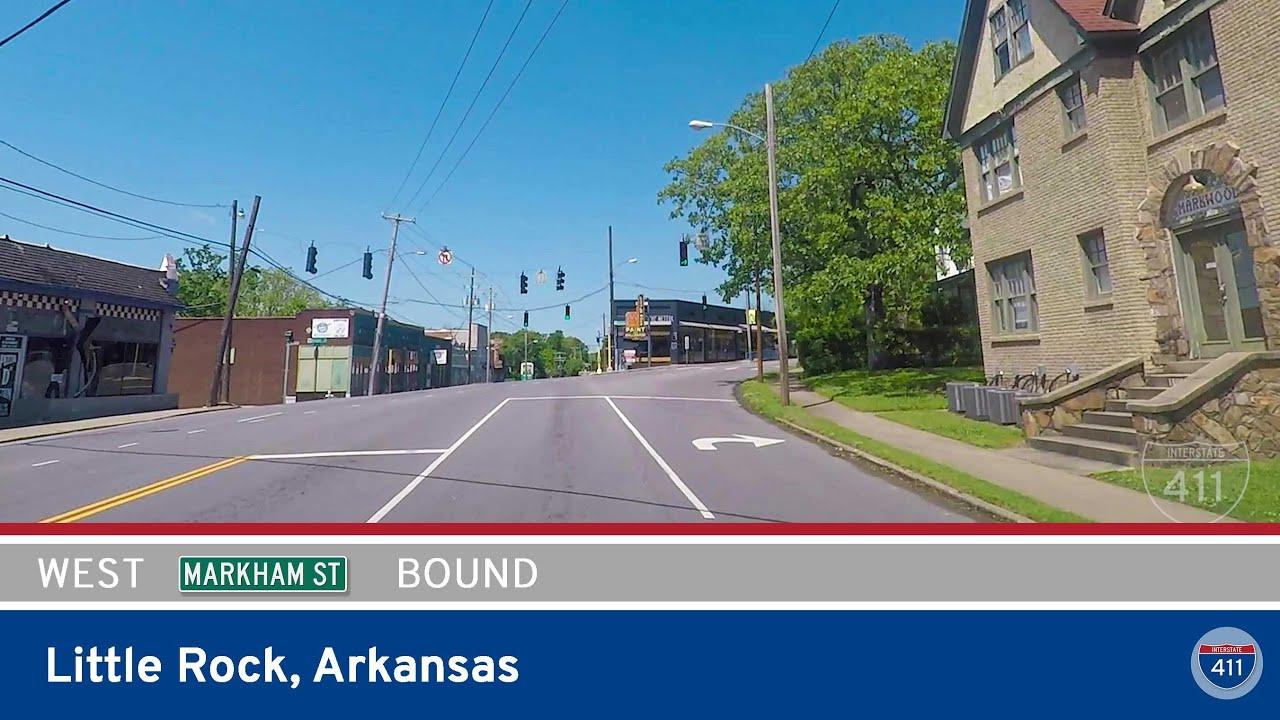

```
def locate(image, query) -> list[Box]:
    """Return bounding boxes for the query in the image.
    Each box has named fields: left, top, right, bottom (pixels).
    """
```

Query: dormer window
left=990, top=0, right=1033, bottom=79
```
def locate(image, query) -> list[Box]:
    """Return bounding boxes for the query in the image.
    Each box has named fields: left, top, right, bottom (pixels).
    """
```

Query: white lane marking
left=250, top=449, right=447, bottom=460
left=237, top=412, right=283, bottom=423
left=116, top=442, right=139, bottom=449
left=602, top=397, right=714, bottom=520
left=303, top=410, right=319, bottom=415
left=507, top=395, right=607, bottom=400
left=187, top=429, right=206, bottom=435
left=367, top=398, right=512, bottom=523
left=609, top=395, right=736, bottom=403
left=692, top=434, right=785, bottom=451
left=31, top=460, right=60, bottom=467
left=350, top=404, right=361, bottom=408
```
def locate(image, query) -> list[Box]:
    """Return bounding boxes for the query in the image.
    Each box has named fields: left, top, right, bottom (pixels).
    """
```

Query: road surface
left=0, top=361, right=980, bottom=523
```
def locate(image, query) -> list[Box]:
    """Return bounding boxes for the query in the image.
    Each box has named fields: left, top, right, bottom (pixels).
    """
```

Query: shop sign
left=310, top=318, right=350, bottom=339
left=0, top=334, right=27, bottom=419
left=433, top=349, right=449, bottom=365
left=1170, top=173, right=1240, bottom=227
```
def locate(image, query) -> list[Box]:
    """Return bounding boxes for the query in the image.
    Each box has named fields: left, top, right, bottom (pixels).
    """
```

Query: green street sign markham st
left=179, top=556, right=347, bottom=593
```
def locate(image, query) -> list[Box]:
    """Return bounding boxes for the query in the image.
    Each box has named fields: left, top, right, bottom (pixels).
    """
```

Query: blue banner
left=1, top=611, right=1273, bottom=716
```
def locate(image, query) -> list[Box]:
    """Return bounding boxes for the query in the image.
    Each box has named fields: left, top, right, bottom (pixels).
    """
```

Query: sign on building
left=1169, top=172, right=1240, bottom=227
left=310, top=318, right=350, bottom=339
left=0, top=335, right=27, bottom=419
left=433, top=348, right=449, bottom=365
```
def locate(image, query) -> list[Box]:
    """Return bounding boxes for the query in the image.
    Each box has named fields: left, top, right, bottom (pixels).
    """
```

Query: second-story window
left=1058, top=74, right=1087, bottom=136
left=977, top=123, right=1021, bottom=203
left=1145, top=14, right=1225, bottom=134
left=990, top=0, right=1033, bottom=79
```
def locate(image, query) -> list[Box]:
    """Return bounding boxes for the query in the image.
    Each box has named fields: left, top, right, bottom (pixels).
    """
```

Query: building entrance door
left=1177, top=219, right=1266, bottom=358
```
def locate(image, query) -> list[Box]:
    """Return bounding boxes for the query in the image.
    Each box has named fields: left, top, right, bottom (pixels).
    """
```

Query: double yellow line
left=41, top=456, right=249, bottom=523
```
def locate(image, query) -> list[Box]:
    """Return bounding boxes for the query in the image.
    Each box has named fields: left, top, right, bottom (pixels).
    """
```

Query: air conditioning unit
left=945, top=381, right=978, bottom=413
left=987, top=388, right=1023, bottom=425
left=962, top=385, right=989, bottom=420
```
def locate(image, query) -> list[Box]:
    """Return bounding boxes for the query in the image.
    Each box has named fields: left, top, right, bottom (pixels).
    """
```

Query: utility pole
left=645, top=297, right=652, bottom=368
left=465, top=266, right=476, bottom=385
left=223, top=200, right=238, bottom=404
left=486, top=286, right=493, bottom=383
left=744, top=289, right=752, bottom=364
left=607, top=225, right=616, bottom=372
left=370, top=213, right=414, bottom=396
left=754, top=270, right=765, bottom=382
left=208, top=196, right=260, bottom=407
left=765, top=83, right=791, bottom=404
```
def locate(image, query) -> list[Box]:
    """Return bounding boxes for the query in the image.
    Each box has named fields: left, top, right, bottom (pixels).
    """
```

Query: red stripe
left=1, top=523, right=1280, bottom=535
left=1200, top=644, right=1254, bottom=654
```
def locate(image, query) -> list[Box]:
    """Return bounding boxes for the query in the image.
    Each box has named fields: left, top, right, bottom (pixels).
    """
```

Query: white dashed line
left=237, top=412, right=283, bottom=423
left=117, top=443, right=139, bottom=449
left=31, top=460, right=60, bottom=467
left=187, top=429, right=206, bottom=435
left=303, top=410, right=319, bottom=415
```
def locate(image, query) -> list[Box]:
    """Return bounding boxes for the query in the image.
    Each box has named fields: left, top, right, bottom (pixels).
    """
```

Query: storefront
left=611, top=298, right=776, bottom=366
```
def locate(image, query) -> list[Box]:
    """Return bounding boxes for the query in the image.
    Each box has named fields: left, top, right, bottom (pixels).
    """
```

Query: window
left=1058, top=74, right=1087, bottom=135
left=1105, top=0, right=1141, bottom=22
left=1145, top=15, right=1225, bottom=133
left=989, top=253, right=1038, bottom=334
left=85, top=341, right=158, bottom=397
left=976, top=124, right=1021, bottom=203
left=1079, top=231, right=1113, bottom=297
left=990, top=0, right=1033, bottom=79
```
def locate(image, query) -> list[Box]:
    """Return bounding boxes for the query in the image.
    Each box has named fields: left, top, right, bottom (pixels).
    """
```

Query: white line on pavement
left=249, top=449, right=448, bottom=460
left=303, top=410, right=318, bottom=415
left=608, top=395, right=736, bottom=403
left=366, top=398, right=513, bottom=523
left=350, top=404, right=361, bottom=407
left=116, top=443, right=139, bottom=449
left=187, top=429, right=206, bottom=434
left=31, top=460, right=60, bottom=467
left=237, top=412, right=283, bottom=424
left=602, top=397, right=715, bottom=520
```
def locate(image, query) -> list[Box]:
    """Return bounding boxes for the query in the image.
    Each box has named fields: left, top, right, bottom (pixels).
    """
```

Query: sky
left=0, top=0, right=962, bottom=342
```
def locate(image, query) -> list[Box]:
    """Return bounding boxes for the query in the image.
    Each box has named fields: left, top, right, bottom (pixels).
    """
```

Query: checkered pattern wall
left=0, top=290, right=79, bottom=313
left=95, top=302, right=162, bottom=322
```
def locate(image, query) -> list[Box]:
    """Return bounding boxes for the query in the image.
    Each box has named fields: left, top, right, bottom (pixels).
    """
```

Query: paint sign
left=311, top=318, right=350, bottom=339
left=433, top=349, right=449, bottom=365
left=1170, top=173, right=1240, bottom=227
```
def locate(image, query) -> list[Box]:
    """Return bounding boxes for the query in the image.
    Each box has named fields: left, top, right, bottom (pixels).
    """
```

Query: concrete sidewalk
left=0, top=406, right=230, bottom=445
left=787, top=388, right=1228, bottom=523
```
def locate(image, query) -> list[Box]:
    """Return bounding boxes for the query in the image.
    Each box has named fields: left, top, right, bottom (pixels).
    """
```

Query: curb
left=0, top=405, right=234, bottom=445
left=734, top=383, right=1033, bottom=524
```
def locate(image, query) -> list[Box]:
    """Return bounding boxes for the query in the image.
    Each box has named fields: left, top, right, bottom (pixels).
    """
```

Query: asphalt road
left=0, top=361, right=980, bottom=523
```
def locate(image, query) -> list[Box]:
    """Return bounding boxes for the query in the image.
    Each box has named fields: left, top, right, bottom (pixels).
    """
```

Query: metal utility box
left=945, top=381, right=978, bottom=413
left=961, top=384, right=989, bottom=420
left=987, top=388, right=1022, bottom=425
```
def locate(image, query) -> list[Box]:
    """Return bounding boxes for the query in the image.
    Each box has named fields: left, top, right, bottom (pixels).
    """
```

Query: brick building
left=945, top=0, right=1280, bottom=461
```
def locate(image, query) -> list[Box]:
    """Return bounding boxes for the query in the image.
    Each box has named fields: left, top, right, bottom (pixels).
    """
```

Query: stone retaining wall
left=1132, top=362, right=1280, bottom=458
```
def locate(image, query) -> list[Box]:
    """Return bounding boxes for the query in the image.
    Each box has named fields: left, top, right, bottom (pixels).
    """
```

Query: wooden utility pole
left=486, top=286, right=493, bottom=383
left=465, top=267, right=476, bottom=385
left=753, top=270, right=764, bottom=382
left=370, top=213, right=414, bottom=396
left=222, top=200, right=238, bottom=404
left=208, top=196, right=260, bottom=407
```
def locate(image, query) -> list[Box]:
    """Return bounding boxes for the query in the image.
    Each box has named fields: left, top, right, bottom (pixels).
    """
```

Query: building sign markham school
left=1170, top=173, right=1240, bottom=227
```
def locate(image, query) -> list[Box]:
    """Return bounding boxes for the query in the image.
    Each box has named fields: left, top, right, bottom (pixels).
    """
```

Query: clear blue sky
left=1, top=0, right=960, bottom=341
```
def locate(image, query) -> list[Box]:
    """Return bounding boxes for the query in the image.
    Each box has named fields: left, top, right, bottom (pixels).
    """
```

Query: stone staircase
left=1026, top=360, right=1210, bottom=466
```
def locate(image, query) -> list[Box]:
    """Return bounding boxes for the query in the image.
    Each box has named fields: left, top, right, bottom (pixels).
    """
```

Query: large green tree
left=659, top=36, right=967, bottom=372
left=493, top=329, right=589, bottom=379
left=175, top=244, right=337, bottom=317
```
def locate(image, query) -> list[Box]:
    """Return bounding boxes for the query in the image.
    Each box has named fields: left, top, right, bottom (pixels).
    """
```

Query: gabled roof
left=943, top=0, right=1137, bottom=140
left=0, top=235, right=181, bottom=307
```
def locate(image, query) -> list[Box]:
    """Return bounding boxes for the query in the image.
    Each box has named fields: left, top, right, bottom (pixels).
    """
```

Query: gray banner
left=3, top=543, right=1277, bottom=603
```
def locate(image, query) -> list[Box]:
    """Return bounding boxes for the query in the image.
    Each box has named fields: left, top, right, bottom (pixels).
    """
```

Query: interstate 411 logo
left=1191, top=627, right=1263, bottom=700
left=1140, top=440, right=1249, bottom=522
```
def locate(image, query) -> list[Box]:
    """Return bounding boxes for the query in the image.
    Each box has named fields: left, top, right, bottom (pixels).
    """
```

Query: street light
left=687, top=83, right=791, bottom=404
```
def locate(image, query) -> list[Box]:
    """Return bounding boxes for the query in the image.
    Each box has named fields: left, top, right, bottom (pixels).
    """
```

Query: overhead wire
left=0, top=0, right=72, bottom=50
left=0, top=208, right=166, bottom=241
left=806, top=0, right=841, bottom=61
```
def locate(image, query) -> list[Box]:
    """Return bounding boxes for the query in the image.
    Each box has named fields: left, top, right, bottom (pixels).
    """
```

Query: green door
left=1178, top=220, right=1267, bottom=358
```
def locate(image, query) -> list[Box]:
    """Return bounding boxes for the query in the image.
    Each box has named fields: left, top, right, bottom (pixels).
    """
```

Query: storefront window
left=85, top=341, right=158, bottom=396
left=21, top=338, right=73, bottom=399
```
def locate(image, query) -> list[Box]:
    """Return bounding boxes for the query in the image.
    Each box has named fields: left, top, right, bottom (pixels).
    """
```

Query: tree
left=659, top=36, right=967, bottom=373
left=174, top=244, right=337, bottom=317
left=493, top=329, right=589, bottom=379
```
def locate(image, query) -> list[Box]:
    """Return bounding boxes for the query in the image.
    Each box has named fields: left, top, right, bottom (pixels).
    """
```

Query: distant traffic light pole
left=369, top=213, right=414, bottom=396
left=690, top=81, right=791, bottom=404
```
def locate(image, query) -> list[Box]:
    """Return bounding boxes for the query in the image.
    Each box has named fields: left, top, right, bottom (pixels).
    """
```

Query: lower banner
left=2, top=610, right=1272, bottom=715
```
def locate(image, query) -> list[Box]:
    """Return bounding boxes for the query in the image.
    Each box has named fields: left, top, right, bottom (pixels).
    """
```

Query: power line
left=0, top=177, right=210, bottom=248
left=806, top=0, right=841, bottom=60
left=402, top=0, right=535, bottom=209
left=387, top=0, right=496, bottom=209
left=420, top=0, right=569, bottom=211
left=396, top=251, right=470, bottom=322
left=0, top=139, right=227, bottom=208
left=0, top=208, right=166, bottom=241
left=0, top=0, right=71, bottom=50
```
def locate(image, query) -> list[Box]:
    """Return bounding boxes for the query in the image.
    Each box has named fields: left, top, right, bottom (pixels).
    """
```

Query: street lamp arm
left=690, top=120, right=766, bottom=143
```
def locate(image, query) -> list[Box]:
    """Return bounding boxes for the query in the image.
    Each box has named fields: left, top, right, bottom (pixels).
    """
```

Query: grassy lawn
left=802, top=366, right=1022, bottom=449
left=1093, top=458, right=1280, bottom=522
left=740, top=380, right=1088, bottom=523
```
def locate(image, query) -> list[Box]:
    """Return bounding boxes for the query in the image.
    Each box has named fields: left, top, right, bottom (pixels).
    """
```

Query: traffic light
left=679, top=239, right=688, bottom=266
left=564, top=304, right=571, bottom=321
left=702, top=294, right=708, bottom=311
left=520, top=272, right=528, bottom=294
left=523, top=311, right=529, bottom=328
left=305, top=243, right=318, bottom=274
left=361, top=250, right=373, bottom=280
left=555, top=266, right=565, bottom=291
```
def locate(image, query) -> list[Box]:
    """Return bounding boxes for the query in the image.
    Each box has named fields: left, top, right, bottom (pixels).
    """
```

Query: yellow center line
left=41, top=456, right=249, bottom=524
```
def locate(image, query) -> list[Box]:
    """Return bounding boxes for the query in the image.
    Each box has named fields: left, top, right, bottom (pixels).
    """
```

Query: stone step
left=1062, top=422, right=1140, bottom=447
left=1143, top=372, right=1189, bottom=387
left=1126, top=386, right=1168, bottom=400
left=1160, top=360, right=1211, bottom=375
left=1083, top=410, right=1135, bottom=428
left=1027, top=435, right=1139, bottom=467
left=1105, top=399, right=1130, bottom=412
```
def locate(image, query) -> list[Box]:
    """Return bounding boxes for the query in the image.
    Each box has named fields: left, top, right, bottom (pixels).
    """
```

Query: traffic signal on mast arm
left=556, top=266, right=565, bottom=291
left=361, top=249, right=373, bottom=279
left=520, top=272, right=528, bottom=294
left=564, top=304, right=571, bottom=321
left=305, top=243, right=318, bottom=274
left=523, top=311, right=529, bottom=328
left=679, top=238, right=689, bottom=266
